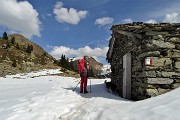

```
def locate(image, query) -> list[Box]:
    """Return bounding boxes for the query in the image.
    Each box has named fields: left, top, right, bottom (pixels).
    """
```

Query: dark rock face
left=107, top=22, right=180, bottom=100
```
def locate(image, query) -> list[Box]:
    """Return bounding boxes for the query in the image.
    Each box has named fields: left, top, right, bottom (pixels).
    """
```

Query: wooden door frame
left=123, top=52, right=132, bottom=99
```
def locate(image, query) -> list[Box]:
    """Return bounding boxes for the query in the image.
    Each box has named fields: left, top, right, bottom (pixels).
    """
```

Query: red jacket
left=78, top=59, right=88, bottom=73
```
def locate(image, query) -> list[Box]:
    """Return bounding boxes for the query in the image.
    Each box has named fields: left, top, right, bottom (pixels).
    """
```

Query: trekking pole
left=90, top=79, right=92, bottom=92
left=73, top=81, right=80, bottom=92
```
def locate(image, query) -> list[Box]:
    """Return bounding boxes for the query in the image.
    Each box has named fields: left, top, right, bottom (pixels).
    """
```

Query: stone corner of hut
left=107, top=22, right=180, bottom=101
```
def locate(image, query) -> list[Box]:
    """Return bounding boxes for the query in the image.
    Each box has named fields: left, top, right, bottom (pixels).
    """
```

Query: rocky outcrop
left=107, top=22, right=180, bottom=100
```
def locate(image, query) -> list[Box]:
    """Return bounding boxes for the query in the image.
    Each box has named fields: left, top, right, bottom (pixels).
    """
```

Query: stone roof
left=111, top=22, right=180, bottom=34
left=107, top=22, right=180, bottom=61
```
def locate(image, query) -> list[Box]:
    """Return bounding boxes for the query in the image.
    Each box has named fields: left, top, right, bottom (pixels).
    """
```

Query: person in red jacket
left=78, top=56, right=89, bottom=93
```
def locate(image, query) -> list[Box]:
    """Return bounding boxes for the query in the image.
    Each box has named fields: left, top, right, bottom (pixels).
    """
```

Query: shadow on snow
left=64, top=81, right=128, bottom=101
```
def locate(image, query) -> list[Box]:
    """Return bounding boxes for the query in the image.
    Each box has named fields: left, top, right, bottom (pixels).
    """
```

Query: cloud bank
left=53, top=2, right=88, bottom=25
left=122, top=18, right=133, bottom=23
left=145, top=19, right=157, bottom=23
left=95, top=17, right=114, bottom=26
left=49, top=45, right=109, bottom=62
left=163, top=12, right=180, bottom=23
left=0, top=0, right=41, bottom=38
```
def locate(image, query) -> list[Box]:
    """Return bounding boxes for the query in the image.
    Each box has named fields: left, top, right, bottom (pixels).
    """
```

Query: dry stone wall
left=107, top=22, right=180, bottom=100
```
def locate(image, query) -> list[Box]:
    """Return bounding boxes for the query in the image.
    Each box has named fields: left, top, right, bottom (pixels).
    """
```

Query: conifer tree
left=30, top=45, right=33, bottom=51
left=60, top=54, right=64, bottom=66
left=3, top=31, right=8, bottom=40
left=26, top=44, right=33, bottom=53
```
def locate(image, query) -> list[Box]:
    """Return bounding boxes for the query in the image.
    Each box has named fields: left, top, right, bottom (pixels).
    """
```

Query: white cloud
left=47, top=14, right=51, bottom=17
left=122, top=18, right=133, bottom=23
left=53, top=2, right=88, bottom=25
left=145, top=19, right=157, bottom=24
left=149, top=2, right=180, bottom=18
left=49, top=46, right=109, bottom=62
left=94, top=17, right=114, bottom=26
left=163, top=12, right=180, bottom=23
left=0, top=0, right=41, bottom=38
left=147, top=2, right=180, bottom=23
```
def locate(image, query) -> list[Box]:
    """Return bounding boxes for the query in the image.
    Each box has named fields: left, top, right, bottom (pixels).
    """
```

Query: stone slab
left=144, top=78, right=174, bottom=84
left=146, top=57, right=172, bottom=67
left=138, top=51, right=160, bottom=59
left=150, top=39, right=175, bottom=49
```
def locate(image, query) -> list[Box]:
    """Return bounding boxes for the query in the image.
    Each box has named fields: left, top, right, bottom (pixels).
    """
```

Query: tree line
left=54, top=54, right=94, bottom=77
left=54, top=54, right=75, bottom=72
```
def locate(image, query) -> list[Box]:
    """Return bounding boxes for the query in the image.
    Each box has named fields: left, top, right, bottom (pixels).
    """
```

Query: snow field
left=0, top=69, right=180, bottom=120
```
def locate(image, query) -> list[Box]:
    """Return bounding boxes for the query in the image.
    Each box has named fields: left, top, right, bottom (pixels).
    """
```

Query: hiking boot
left=80, top=91, right=83, bottom=93
left=84, top=91, right=89, bottom=94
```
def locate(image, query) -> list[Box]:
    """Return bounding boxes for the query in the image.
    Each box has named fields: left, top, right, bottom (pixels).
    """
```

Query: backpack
left=78, top=59, right=85, bottom=73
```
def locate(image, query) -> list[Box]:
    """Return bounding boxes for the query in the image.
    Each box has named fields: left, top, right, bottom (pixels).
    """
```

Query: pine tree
left=61, top=54, right=66, bottom=68
left=26, top=44, right=33, bottom=53
left=30, top=45, right=33, bottom=51
left=3, top=32, right=8, bottom=40
left=26, top=45, right=31, bottom=53
left=60, top=54, right=64, bottom=66
left=66, top=57, right=70, bottom=69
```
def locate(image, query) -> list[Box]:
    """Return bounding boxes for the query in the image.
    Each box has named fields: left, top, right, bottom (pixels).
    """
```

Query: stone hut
left=107, top=22, right=180, bottom=100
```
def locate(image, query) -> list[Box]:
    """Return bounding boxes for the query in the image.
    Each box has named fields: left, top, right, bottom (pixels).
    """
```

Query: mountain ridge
left=0, top=34, right=59, bottom=76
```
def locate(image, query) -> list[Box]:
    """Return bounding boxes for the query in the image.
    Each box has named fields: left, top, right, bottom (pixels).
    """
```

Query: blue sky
left=0, top=0, right=180, bottom=64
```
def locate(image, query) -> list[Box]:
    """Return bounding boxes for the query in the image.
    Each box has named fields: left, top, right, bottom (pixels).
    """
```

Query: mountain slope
left=0, top=34, right=58, bottom=76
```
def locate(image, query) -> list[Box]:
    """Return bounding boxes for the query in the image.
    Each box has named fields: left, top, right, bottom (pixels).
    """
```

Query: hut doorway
left=123, top=52, right=132, bottom=99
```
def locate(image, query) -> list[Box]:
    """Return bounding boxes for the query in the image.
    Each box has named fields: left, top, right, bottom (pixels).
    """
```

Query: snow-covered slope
left=0, top=69, right=180, bottom=120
